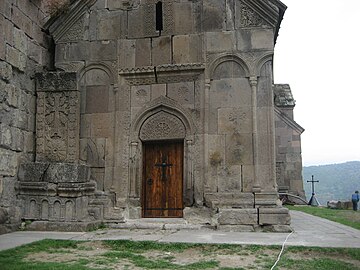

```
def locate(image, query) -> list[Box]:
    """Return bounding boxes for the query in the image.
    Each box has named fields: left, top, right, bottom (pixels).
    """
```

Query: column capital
left=249, top=76, right=258, bottom=87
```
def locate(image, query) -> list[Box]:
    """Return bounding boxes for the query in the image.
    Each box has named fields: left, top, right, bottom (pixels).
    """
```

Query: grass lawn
left=287, top=205, right=360, bottom=230
left=0, top=239, right=359, bottom=270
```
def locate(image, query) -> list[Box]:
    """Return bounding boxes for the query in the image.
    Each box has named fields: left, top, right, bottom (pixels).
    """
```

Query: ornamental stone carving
left=238, top=1, right=263, bottom=27
left=140, top=111, right=186, bottom=141
left=35, top=72, right=79, bottom=163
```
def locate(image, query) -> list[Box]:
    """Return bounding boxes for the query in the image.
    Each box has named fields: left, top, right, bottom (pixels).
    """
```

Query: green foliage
left=288, top=205, right=360, bottom=230
left=278, top=256, right=356, bottom=270
left=0, top=239, right=359, bottom=270
left=303, top=161, right=360, bottom=204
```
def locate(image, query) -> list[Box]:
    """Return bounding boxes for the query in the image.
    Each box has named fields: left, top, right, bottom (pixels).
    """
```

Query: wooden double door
left=142, top=141, right=183, bottom=218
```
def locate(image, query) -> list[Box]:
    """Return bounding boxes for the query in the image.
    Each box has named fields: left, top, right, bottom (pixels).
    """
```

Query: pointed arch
left=130, top=96, right=195, bottom=142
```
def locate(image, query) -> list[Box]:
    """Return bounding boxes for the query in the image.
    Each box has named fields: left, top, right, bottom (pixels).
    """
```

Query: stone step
left=107, top=219, right=215, bottom=230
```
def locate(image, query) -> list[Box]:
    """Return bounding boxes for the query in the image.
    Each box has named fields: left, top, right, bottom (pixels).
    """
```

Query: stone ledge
left=26, top=221, right=102, bottom=232
left=18, top=162, right=90, bottom=183
left=218, top=209, right=257, bottom=225
left=204, top=192, right=254, bottom=209
left=259, top=207, right=291, bottom=225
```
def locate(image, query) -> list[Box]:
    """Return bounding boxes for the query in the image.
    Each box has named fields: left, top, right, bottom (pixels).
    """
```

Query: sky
left=273, top=0, right=360, bottom=166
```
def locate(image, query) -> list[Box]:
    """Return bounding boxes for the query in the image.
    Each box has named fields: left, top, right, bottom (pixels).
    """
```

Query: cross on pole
left=307, top=175, right=320, bottom=206
left=307, top=175, right=319, bottom=195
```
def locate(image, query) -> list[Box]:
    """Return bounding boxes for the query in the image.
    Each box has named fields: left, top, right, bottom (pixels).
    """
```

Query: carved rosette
left=140, top=111, right=186, bottom=141
left=35, top=72, right=79, bottom=163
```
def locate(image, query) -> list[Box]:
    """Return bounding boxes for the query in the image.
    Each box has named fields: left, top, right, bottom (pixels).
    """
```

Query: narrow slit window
left=156, top=1, right=163, bottom=33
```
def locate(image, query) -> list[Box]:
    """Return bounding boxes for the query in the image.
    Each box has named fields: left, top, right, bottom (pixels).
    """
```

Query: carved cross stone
left=35, top=72, right=79, bottom=163
left=45, top=92, right=69, bottom=139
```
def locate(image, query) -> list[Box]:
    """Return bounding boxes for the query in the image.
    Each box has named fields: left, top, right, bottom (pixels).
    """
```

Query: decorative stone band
left=119, top=63, right=205, bottom=86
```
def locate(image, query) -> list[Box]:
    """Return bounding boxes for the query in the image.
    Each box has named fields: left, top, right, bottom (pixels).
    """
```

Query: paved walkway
left=0, top=210, right=359, bottom=251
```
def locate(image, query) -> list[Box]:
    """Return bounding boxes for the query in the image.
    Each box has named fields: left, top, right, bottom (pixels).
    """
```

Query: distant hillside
left=303, top=161, right=360, bottom=205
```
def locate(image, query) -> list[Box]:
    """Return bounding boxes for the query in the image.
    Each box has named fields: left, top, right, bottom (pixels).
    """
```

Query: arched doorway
left=139, top=110, right=186, bottom=218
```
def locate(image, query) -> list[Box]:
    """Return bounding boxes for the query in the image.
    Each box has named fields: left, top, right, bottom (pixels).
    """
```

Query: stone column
left=129, top=141, right=139, bottom=198
left=184, top=139, right=194, bottom=205
left=250, top=76, right=261, bottom=193
left=203, top=81, right=211, bottom=193
left=35, top=72, right=79, bottom=163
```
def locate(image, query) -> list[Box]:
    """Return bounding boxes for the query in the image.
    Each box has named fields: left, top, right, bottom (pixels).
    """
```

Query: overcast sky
left=274, top=0, right=360, bottom=166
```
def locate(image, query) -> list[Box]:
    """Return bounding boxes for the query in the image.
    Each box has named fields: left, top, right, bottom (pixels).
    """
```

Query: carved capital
left=249, top=76, right=258, bottom=87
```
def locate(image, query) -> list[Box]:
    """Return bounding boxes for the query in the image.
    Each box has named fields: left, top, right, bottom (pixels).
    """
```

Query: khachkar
left=16, top=72, right=100, bottom=231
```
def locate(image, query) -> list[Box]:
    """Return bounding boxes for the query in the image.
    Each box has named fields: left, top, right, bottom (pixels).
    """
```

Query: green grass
left=0, top=239, right=359, bottom=270
left=287, top=205, right=360, bottom=230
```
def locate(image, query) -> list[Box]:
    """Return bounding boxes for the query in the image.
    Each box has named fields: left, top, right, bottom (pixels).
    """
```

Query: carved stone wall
left=8, top=0, right=300, bottom=231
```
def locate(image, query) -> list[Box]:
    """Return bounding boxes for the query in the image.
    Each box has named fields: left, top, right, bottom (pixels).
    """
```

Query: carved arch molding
left=140, top=111, right=186, bottom=141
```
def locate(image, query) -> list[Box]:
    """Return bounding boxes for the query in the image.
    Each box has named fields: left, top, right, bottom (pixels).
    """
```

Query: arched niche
left=209, top=54, right=250, bottom=80
left=212, top=60, right=247, bottom=80
left=78, top=65, right=116, bottom=192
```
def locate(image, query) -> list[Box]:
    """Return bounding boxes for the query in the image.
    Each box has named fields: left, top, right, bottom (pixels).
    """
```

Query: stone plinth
left=17, top=162, right=96, bottom=222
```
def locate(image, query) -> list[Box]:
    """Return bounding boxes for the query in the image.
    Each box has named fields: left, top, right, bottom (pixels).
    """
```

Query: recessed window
left=156, top=1, right=163, bottom=33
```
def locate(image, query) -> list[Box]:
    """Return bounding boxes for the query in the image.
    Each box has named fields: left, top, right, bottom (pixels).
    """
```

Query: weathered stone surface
left=0, top=149, right=18, bottom=176
left=85, top=85, right=109, bottom=113
left=26, top=221, right=102, bottom=232
left=202, top=0, right=225, bottom=32
left=218, top=209, right=258, bottom=225
left=218, top=224, right=255, bottom=232
left=259, top=208, right=291, bottom=225
left=97, top=10, right=126, bottom=40
left=205, top=31, right=236, bottom=52
left=36, top=72, right=77, bottom=92
left=173, top=34, right=202, bottom=64
left=205, top=192, right=254, bottom=209
left=183, top=207, right=213, bottom=225
left=173, top=2, right=194, bottom=34
left=0, top=61, right=12, bottom=82
left=135, top=39, right=151, bottom=67
left=151, top=36, right=172, bottom=66
left=18, top=163, right=49, bottom=182
left=0, top=208, right=8, bottom=224
left=45, top=163, right=90, bottom=183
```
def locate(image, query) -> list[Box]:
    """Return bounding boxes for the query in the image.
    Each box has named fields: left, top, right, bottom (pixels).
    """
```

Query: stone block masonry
left=0, top=0, right=53, bottom=234
left=0, top=0, right=303, bottom=233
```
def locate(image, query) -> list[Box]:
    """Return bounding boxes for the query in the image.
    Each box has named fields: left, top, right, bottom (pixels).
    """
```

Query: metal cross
left=155, top=156, right=173, bottom=181
left=307, top=175, right=319, bottom=195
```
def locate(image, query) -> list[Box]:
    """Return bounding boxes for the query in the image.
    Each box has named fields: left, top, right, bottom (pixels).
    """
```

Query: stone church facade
left=0, top=0, right=304, bottom=233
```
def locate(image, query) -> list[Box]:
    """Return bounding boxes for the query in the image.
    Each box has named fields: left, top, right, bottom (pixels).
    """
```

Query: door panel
left=143, top=141, right=183, bottom=218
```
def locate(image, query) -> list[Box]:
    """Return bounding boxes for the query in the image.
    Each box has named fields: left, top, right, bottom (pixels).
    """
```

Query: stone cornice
left=44, top=0, right=96, bottom=43
left=119, top=63, right=205, bottom=85
left=274, top=107, right=305, bottom=134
